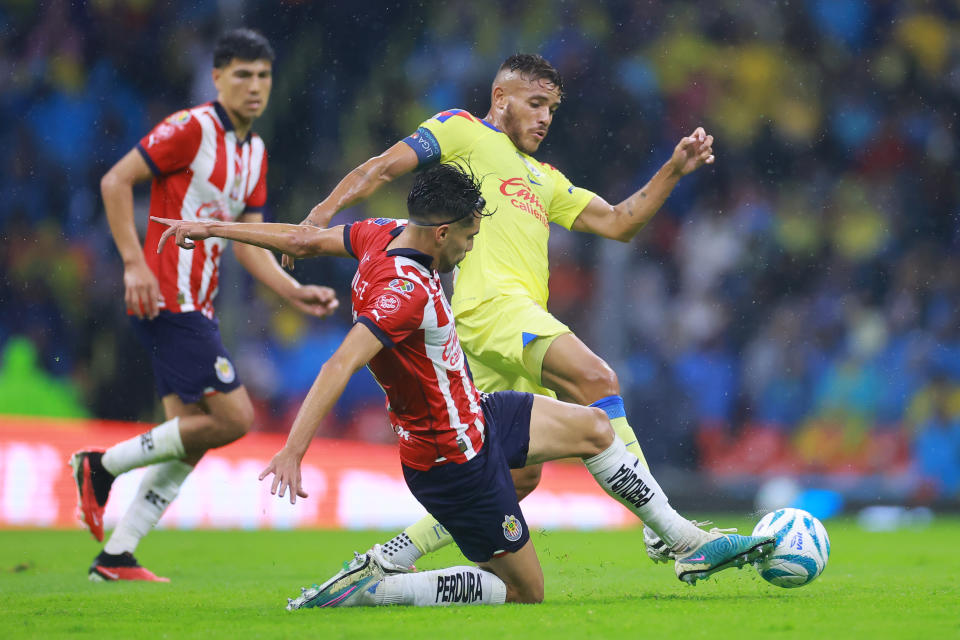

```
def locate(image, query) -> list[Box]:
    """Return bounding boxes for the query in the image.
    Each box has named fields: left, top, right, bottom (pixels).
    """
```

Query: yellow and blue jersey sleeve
left=402, top=109, right=497, bottom=166
left=544, top=162, right=597, bottom=230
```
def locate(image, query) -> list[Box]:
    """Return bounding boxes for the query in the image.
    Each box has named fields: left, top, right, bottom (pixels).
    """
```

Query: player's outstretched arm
left=102, top=149, right=160, bottom=318
left=152, top=216, right=351, bottom=258
left=301, top=142, right=419, bottom=229
left=281, top=142, right=418, bottom=270
left=258, top=323, right=384, bottom=504
left=571, top=127, right=715, bottom=242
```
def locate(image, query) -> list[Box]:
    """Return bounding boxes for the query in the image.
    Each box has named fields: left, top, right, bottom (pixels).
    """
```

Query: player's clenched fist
left=288, top=284, right=340, bottom=318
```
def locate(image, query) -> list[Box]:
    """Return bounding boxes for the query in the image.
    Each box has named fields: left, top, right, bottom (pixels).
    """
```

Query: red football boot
left=68, top=450, right=114, bottom=542
left=89, top=551, right=170, bottom=582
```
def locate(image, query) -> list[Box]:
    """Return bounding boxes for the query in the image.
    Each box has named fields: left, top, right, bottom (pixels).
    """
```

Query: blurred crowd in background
left=2, top=0, right=958, bottom=502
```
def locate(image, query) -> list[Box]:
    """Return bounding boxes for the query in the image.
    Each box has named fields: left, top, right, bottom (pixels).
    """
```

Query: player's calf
left=177, top=391, right=254, bottom=454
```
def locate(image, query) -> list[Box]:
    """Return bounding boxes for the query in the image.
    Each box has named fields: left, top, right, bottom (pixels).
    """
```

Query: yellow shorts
left=455, top=295, right=571, bottom=397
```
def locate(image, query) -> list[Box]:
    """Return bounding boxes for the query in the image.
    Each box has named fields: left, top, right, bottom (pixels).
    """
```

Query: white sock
left=101, top=418, right=186, bottom=476
left=103, top=459, right=193, bottom=555
left=365, top=567, right=507, bottom=607
left=379, top=532, right=423, bottom=569
left=584, top=437, right=706, bottom=552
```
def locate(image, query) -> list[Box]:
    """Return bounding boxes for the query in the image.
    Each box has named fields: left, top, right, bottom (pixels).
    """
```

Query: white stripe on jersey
left=396, top=256, right=481, bottom=460
left=247, top=138, right=265, bottom=200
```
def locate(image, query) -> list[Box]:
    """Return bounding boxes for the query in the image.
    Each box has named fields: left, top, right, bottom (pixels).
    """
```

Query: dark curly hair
left=213, top=29, right=275, bottom=68
left=407, top=162, right=489, bottom=226
left=498, top=53, right=564, bottom=97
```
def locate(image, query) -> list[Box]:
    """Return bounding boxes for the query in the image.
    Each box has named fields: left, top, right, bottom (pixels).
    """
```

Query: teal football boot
left=286, top=552, right=384, bottom=610
left=675, top=533, right=775, bottom=585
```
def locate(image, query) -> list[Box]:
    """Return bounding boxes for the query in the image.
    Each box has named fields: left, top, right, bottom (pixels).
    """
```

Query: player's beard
left=502, top=103, right=537, bottom=154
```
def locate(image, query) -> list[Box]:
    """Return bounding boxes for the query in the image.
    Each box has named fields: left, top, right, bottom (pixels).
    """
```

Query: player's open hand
left=151, top=216, right=214, bottom=252
left=259, top=448, right=309, bottom=504
left=288, top=284, right=340, bottom=318
left=669, top=127, right=715, bottom=177
left=124, top=260, right=161, bottom=319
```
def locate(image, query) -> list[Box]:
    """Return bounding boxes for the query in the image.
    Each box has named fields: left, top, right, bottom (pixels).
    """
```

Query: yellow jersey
left=402, top=109, right=596, bottom=314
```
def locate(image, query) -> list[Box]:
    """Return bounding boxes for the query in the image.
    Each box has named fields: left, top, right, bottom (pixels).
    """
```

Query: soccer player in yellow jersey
left=293, top=54, right=715, bottom=570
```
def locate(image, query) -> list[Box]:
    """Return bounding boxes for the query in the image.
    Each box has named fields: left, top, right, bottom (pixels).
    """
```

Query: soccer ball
left=751, top=508, right=830, bottom=588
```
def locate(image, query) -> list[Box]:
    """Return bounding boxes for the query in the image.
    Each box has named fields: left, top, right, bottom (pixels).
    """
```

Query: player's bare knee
left=583, top=407, right=615, bottom=455
left=568, top=361, right=620, bottom=404
left=585, top=362, right=619, bottom=399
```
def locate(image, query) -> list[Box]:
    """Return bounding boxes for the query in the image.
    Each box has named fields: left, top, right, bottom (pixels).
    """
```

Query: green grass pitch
left=2, top=517, right=959, bottom=639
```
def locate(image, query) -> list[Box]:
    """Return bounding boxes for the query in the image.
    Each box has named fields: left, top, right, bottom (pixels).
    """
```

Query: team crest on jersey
left=374, top=293, right=401, bottom=314
left=517, top=153, right=543, bottom=179
left=387, top=278, right=415, bottom=297
left=372, top=218, right=394, bottom=226
left=166, top=110, right=192, bottom=125
left=502, top=515, right=523, bottom=542
left=214, top=356, right=236, bottom=384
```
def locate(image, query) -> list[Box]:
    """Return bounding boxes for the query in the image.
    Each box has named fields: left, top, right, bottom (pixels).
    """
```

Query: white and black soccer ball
left=751, top=508, right=830, bottom=588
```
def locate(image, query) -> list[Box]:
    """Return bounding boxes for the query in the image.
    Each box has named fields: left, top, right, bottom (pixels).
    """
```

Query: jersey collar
left=212, top=101, right=253, bottom=143
left=386, top=248, right=434, bottom=271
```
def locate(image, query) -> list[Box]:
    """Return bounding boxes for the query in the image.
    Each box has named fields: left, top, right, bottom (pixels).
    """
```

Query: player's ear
left=435, top=225, right=449, bottom=243
left=491, top=85, right=506, bottom=110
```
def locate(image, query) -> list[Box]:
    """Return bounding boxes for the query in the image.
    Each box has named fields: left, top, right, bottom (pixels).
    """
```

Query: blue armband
left=401, top=126, right=441, bottom=167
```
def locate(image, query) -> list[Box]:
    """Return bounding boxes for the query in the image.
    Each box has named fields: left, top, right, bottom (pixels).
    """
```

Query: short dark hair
left=407, top=162, right=488, bottom=226
left=498, top=53, right=564, bottom=97
left=213, top=29, right=275, bottom=68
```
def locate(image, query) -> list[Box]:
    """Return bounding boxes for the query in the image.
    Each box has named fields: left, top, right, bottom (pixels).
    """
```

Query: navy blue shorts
left=130, top=311, right=242, bottom=404
left=402, top=390, right=534, bottom=563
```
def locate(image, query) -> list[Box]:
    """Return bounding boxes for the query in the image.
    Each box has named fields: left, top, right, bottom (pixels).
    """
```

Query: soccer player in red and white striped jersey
left=345, top=216, right=486, bottom=470
left=154, top=163, right=774, bottom=606
left=69, top=29, right=338, bottom=582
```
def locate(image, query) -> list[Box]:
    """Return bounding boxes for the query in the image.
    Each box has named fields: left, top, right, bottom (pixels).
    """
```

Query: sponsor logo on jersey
left=387, top=278, right=415, bottom=296
left=215, top=356, right=236, bottom=384
left=148, top=123, right=177, bottom=147
left=499, top=176, right=548, bottom=228
left=374, top=293, right=401, bottom=314
left=372, top=218, right=394, bottom=226
left=502, top=514, right=523, bottom=542
left=196, top=200, right=231, bottom=221
left=393, top=424, right=411, bottom=441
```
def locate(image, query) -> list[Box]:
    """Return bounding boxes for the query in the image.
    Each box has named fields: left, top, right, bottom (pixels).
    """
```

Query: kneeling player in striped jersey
left=154, top=163, right=773, bottom=606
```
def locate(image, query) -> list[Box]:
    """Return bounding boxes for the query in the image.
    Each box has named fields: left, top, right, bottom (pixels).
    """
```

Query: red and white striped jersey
left=136, top=101, right=267, bottom=318
left=346, top=218, right=486, bottom=471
